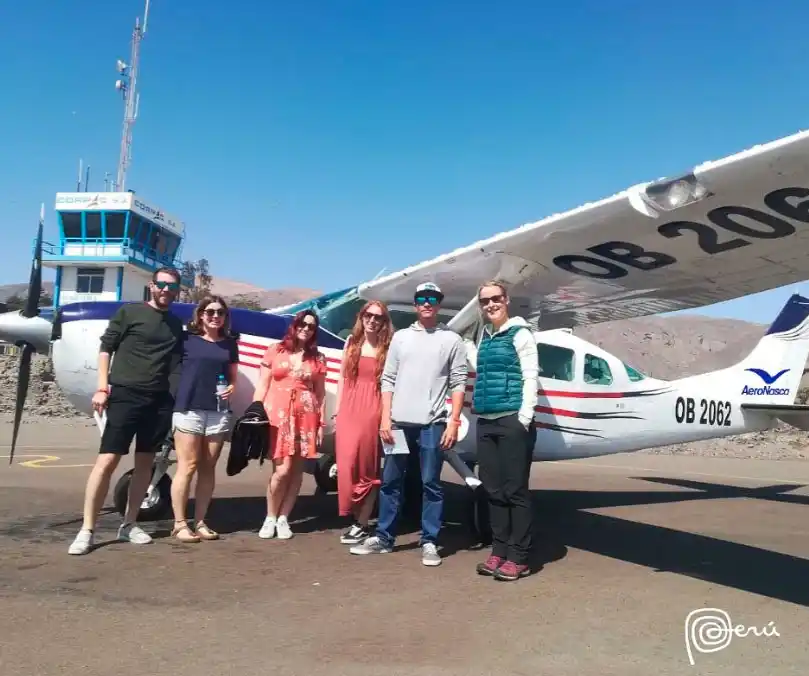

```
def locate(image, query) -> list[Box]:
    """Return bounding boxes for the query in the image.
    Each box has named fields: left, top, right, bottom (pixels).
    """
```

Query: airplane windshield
left=276, top=286, right=457, bottom=339
left=623, top=363, right=646, bottom=381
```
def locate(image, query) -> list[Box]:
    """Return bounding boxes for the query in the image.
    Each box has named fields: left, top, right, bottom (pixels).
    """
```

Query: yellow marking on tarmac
left=0, top=454, right=92, bottom=469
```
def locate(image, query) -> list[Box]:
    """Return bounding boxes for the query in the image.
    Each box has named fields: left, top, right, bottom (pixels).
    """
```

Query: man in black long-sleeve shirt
left=69, top=267, right=185, bottom=556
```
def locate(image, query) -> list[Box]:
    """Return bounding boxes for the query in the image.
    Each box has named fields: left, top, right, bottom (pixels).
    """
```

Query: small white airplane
left=4, top=127, right=809, bottom=530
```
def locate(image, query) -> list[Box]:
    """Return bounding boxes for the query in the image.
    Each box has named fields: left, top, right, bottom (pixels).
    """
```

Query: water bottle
left=215, top=374, right=228, bottom=413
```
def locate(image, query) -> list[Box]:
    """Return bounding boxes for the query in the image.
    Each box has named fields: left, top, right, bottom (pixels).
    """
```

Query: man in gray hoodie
left=349, top=282, right=468, bottom=566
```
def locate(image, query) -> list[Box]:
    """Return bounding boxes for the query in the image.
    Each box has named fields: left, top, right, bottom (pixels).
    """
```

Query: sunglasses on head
left=203, top=307, right=225, bottom=317
left=154, top=280, right=180, bottom=291
left=414, top=294, right=441, bottom=306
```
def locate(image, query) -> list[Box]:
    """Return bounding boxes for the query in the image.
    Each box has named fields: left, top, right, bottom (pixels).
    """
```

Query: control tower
left=43, top=191, right=192, bottom=306
left=39, top=1, right=194, bottom=307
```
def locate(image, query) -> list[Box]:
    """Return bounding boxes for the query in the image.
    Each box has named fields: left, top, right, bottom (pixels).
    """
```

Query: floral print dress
left=260, top=344, right=327, bottom=460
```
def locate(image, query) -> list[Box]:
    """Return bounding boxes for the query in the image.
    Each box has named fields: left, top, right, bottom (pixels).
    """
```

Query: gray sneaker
left=117, top=523, right=152, bottom=545
left=421, top=543, right=441, bottom=566
left=349, top=536, right=392, bottom=555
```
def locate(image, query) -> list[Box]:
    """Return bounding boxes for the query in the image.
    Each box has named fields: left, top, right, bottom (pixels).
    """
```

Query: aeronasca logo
left=742, top=368, right=791, bottom=396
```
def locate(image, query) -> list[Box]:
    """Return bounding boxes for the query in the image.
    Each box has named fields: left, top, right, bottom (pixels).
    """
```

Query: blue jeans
left=375, top=422, right=446, bottom=548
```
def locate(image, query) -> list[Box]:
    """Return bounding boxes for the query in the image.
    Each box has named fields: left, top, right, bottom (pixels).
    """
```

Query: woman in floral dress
left=253, top=310, right=327, bottom=540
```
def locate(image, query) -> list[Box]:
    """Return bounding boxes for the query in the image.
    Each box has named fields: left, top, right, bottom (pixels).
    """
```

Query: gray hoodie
left=381, top=321, right=468, bottom=426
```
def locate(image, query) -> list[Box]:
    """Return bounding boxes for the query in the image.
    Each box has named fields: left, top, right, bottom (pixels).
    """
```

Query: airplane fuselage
left=50, top=301, right=778, bottom=465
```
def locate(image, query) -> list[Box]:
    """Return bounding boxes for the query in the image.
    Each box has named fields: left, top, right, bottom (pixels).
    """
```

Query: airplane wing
left=357, top=129, right=809, bottom=329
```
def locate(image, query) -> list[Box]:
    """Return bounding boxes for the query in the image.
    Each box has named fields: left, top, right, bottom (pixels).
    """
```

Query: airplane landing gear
left=112, top=435, right=174, bottom=521
left=467, top=480, right=492, bottom=548
left=313, top=454, right=338, bottom=494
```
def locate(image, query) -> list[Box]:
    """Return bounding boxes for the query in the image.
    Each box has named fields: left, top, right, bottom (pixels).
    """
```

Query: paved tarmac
left=1, top=419, right=808, bottom=675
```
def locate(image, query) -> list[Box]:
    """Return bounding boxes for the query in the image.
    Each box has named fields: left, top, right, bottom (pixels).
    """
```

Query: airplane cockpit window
left=623, top=363, right=646, bottom=382
left=584, top=354, right=613, bottom=386
left=276, top=287, right=457, bottom=340
left=537, top=343, right=574, bottom=381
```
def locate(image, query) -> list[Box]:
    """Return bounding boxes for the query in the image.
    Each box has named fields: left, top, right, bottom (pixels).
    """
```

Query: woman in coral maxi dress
left=253, top=310, right=327, bottom=540
left=334, top=301, right=394, bottom=545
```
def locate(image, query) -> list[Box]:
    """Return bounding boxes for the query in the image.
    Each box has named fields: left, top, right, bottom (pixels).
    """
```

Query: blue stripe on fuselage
left=57, top=301, right=347, bottom=350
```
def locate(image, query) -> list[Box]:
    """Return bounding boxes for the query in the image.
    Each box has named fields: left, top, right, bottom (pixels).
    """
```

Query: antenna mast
left=114, top=0, right=150, bottom=192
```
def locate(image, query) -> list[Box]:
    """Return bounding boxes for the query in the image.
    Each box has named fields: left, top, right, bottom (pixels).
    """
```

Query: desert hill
left=207, top=279, right=320, bottom=310
left=0, top=279, right=318, bottom=310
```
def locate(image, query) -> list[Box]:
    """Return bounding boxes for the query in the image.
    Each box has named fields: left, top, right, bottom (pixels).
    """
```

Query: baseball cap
left=415, top=282, right=442, bottom=295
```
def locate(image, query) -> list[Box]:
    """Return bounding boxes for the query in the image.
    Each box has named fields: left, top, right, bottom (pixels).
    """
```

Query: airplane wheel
left=314, top=455, right=338, bottom=494
left=112, top=470, right=172, bottom=522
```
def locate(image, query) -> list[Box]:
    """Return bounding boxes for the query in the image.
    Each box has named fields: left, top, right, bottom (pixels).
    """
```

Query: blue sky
left=2, top=0, right=808, bottom=323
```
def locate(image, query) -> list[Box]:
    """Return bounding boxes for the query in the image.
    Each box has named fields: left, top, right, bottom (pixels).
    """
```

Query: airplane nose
left=0, top=311, right=53, bottom=354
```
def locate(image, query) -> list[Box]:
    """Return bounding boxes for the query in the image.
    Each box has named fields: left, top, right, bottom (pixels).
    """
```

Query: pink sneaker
left=493, top=561, right=530, bottom=581
left=476, top=554, right=504, bottom=576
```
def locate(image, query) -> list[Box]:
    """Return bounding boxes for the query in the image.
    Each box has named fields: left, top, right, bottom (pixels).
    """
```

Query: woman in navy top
left=171, top=295, right=239, bottom=543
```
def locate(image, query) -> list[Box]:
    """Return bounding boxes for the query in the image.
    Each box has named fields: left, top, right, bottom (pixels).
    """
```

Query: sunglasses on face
left=154, top=281, right=180, bottom=291
left=203, top=308, right=225, bottom=317
left=414, top=294, right=441, bottom=306
left=363, top=312, right=384, bottom=322
left=298, top=321, right=317, bottom=331
left=478, top=294, right=505, bottom=307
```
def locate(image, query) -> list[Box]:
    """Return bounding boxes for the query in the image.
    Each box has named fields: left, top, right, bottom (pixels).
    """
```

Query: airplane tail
left=727, top=293, right=809, bottom=405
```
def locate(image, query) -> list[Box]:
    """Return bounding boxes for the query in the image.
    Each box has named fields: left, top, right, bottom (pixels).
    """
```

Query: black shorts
left=99, top=385, right=175, bottom=455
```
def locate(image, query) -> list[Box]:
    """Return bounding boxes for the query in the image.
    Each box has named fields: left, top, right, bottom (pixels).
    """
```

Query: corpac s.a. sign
left=55, top=192, right=131, bottom=211
left=131, top=197, right=185, bottom=235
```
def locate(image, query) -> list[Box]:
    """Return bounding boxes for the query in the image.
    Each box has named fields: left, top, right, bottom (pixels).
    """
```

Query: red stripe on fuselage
left=540, top=389, right=647, bottom=399
left=535, top=405, right=583, bottom=418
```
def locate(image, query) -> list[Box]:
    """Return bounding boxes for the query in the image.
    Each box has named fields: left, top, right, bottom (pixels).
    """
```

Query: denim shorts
left=172, top=409, right=233, bottom=437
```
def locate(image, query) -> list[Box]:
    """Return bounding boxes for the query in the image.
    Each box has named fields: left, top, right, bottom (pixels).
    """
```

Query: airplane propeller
left=8, top=206, right=44, bottom=465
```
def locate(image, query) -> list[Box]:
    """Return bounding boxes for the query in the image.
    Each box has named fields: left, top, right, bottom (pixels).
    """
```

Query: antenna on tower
left=114, top=0, right=151, bottom=192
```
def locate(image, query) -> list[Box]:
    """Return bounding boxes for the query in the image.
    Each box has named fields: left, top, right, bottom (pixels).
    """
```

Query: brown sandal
left=172, top=520, right=201, bottom=543
left=196, top=521, right=219, bottom=541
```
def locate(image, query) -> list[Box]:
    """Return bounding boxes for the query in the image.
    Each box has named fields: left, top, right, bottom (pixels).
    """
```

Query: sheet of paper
left=381, top=428, right=410, bottom=455
left=94, top=410, right=107, bottom=436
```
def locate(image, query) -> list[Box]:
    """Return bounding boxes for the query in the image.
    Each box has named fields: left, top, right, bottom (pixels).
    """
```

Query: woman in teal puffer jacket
left=469, top=280, right=539, bottom=582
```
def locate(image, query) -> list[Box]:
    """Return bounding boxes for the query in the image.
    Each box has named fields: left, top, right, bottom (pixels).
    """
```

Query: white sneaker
left=421, top=543, right=442, bottom=566
left=68, top=529, right=94, bottom=555
left=258, top=516, right=276, bottom=539
left=117, top=523, right=152, bottom=545
left=349, top=536, right=392, bottom=555
left=276, top=516, right=293, bottom=540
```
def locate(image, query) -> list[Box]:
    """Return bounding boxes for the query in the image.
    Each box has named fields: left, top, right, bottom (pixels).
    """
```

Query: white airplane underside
left=3, top=127, right=809, bottom=480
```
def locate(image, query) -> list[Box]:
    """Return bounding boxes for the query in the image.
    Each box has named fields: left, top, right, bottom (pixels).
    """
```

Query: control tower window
left=76, top=267, right=105, bottom=294
left=85, top=212, right=102, bottom=239
left=105, top=212, right=126, bottom=239
left=151, top=228, right=169, bottom=255
left=61, top=213, right=82, bottom=239
left=163, top=234, right=179, bottom=257
left=133, top=217, right=149, bottom=245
